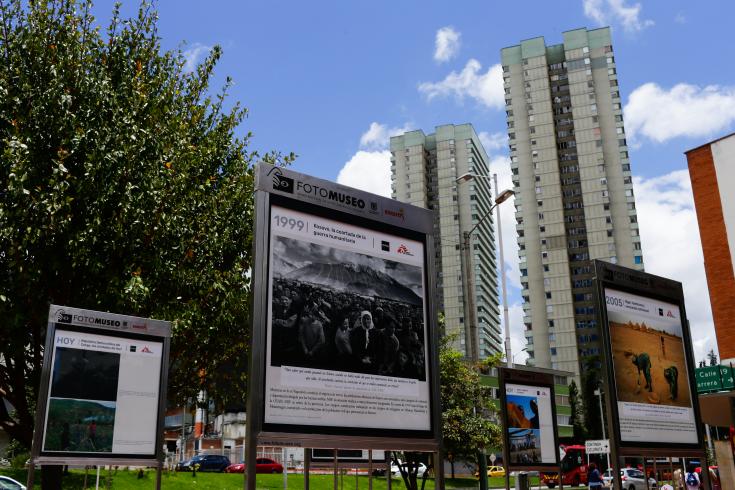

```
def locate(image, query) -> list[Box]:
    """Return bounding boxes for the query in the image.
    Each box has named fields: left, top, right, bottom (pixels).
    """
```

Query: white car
left=0, top=475, right=27, bottom=490
left=392, top=461, right=428, bottom=478
left=603, top=468, right=657, bottom=490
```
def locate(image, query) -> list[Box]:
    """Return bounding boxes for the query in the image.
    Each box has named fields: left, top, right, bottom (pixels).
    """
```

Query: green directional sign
left=696, top=366, right=722, bottom=393
left=695, top=365, right=735, bottom=393
left=721, top=365, right=734, bottom=390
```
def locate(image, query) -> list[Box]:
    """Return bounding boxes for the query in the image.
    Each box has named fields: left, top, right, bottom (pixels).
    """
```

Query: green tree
left=708, top=349, right=718, bottom=366
left=0, top=0, right=292, bottom=467
left=440, top=340, right=501, bottom=473
left=581, top=356, right=604, bottom=440
left=568, top=380, right=587, bottom=441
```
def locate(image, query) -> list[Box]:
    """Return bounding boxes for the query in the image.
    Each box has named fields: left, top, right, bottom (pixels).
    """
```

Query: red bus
left=541, top=445, right=587, bottom=488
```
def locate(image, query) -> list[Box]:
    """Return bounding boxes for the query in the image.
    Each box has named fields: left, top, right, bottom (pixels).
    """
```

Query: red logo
left=384, top=208, right=405, bottom=221
left=397, top=244, right=413, bottom=256
left=667, top=311, right=675, bottom=318
left=141, top=346, right=153, bottom=353
left=132, top=323, right=147, bottom=330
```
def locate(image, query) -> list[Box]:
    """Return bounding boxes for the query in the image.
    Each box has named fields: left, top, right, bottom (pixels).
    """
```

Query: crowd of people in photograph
left=271, top=278, right=426, bottom=381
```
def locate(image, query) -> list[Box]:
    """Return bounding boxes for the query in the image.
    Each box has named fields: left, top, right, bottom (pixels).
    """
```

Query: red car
left=225, top=457, right=284, bottom=474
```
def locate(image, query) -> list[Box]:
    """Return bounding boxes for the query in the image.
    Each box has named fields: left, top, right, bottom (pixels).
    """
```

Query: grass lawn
left=1, top=467, right=588, bottom=489
left=1, top=468, right=479, bottom=489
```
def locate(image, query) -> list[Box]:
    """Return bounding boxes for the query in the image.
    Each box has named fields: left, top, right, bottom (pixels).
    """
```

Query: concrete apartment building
left=501, top=28, right=643, bottom=378
left=390, top=124, right=501, bottom=359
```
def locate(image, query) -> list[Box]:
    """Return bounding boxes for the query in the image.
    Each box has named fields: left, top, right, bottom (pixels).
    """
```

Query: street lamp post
left=456, top=173, right=514, bottom=490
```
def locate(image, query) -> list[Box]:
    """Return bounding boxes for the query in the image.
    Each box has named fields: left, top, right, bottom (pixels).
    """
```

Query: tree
left=0, top=0, right=293, bottom=472
left=708, top=349, right=718, bottom=366
left=581, top=355, right=604, bottom=440
left=439, top=340, right=501, bottom=476
left=568, top=380, right=587, bottom=441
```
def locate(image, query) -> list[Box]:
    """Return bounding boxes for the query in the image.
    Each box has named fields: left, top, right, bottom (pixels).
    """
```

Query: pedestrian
left=684, top=465, right=700, bottom=490
left=588, top=462, right=604, bottom=489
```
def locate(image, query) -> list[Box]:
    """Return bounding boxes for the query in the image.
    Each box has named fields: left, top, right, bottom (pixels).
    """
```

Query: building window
left=548, top=320, right=554, bottom=328
left=543, top=264, right=550, bottom=272
left=634, top=256, right=643, bottom=264
left=546, top=292, right=552, bottom=299
left=551, top=348, right=557, bottom=356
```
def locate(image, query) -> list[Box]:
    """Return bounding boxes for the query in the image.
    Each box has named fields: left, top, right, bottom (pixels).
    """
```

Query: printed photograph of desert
left=610, top=321, right=691, bottom=408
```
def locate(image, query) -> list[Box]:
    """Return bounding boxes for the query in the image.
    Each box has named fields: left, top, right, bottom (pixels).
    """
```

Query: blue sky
left=94, top=0, right=735, bottom=364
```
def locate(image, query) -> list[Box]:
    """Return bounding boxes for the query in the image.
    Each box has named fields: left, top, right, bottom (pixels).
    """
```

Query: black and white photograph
left=270, top=235, right=427, bottom=381
left=50, top=347, right=121, bottom=401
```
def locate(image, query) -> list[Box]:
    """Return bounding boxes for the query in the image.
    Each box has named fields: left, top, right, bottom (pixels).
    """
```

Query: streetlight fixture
left=455, top=172, right=515, bottom=364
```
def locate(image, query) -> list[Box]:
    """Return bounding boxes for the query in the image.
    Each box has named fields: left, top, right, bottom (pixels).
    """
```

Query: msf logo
left=267, top=167, right=294, bottom=194
left=397, top=244, right=414, bottom=256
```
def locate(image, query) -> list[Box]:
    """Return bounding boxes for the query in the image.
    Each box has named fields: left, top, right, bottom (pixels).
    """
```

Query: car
left=603, top=468, right=657, bottom=490
left=475, top=465, right=506, bottom=477
left=0, top=475, right=27, bottom=490
left=225, top=457, right=284, bottom=474
left=176, top=454, right=231, bottom=472
left=393, top=462, right=427, bottom=478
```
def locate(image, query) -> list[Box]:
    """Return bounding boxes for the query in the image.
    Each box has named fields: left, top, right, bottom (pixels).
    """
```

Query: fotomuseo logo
left=267, top=167, right=294, bottom=194
left=381, top=240, right=390, bottom=252
left=397, top=244, right=413, bottom=256
left=56, top=310, right=72, bottom=324
left=369, top=201, right=379, bottom=214
left=658, top=308, right=664, bottom=316
left=130, top=345, right=137, bottom=352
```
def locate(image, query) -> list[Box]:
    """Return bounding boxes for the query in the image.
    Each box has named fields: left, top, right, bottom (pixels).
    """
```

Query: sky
left=94, top=0, right=735, bottom=365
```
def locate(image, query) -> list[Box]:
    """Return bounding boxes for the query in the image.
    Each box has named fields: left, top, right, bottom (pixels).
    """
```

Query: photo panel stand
left=593, top=261, right=709, bottom=490
left=498, top=367, right=562, bottom=490
left=246, top=164, right=443, bottom=490
left=27, top=305, right=171, bottom=490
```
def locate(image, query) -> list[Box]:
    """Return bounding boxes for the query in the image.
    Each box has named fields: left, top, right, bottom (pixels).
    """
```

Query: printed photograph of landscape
left=44, top=398, right=116, bottom=452
left=609, top=319, right=692, bottom=408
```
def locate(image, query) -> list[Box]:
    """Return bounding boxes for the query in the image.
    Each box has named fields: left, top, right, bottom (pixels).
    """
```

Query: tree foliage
left=0, top=0, right=292, bottom=447
left=568, top=380, right=587, bottom=441
left=440, top=338, right=502, bottom=464
left=581, top=356, right=604, bottom=440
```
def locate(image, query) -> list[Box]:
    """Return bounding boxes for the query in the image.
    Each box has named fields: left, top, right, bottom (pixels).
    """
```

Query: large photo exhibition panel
left=603, top=288, right=698, bottom=445
left=40, top=326, right=164, bottom=457
left=263, top=201, right=432, bottom=435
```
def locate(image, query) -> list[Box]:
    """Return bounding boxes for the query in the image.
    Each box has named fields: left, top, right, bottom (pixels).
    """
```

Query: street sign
left=489, top=453, right=497, bottom=464
left=695, top=365, right=735, bottom=393
left=585, top=439, right=610, bottom=454
left=696, top=366, right=722, bottom=393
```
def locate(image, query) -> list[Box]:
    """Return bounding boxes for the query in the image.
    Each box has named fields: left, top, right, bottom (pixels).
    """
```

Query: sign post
left=247, top=164, right=442, bottom=490
left=28, top=305, right=171, bottom=489
left=585, top=440, right=610, bottom=455
left=594, top=261, right=708, bottom=490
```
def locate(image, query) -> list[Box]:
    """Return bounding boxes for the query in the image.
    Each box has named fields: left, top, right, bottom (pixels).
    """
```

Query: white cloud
left=674, top=12, right=686, bottom=24
left=182, top=43, right=212, bottom=73
left=634, top=170, right=718, bottom=364
left=434, top=26, right=461, bottom=63
left=418, top=60, right=504, bottom=109
left=336, top=150, right=392, bottom=197
left=624, top=83, right=735, bottom=144
left=478, top=131, right=508, bottom=152
left=583, top=0, right=654, bottom=32
left=359, top=122, right=413, bottom=151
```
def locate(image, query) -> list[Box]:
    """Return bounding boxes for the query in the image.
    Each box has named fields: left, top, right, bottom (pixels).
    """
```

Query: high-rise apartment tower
left=390, top=124, right=501, bottom=359
left=501, top=28, right=643, bottom=377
